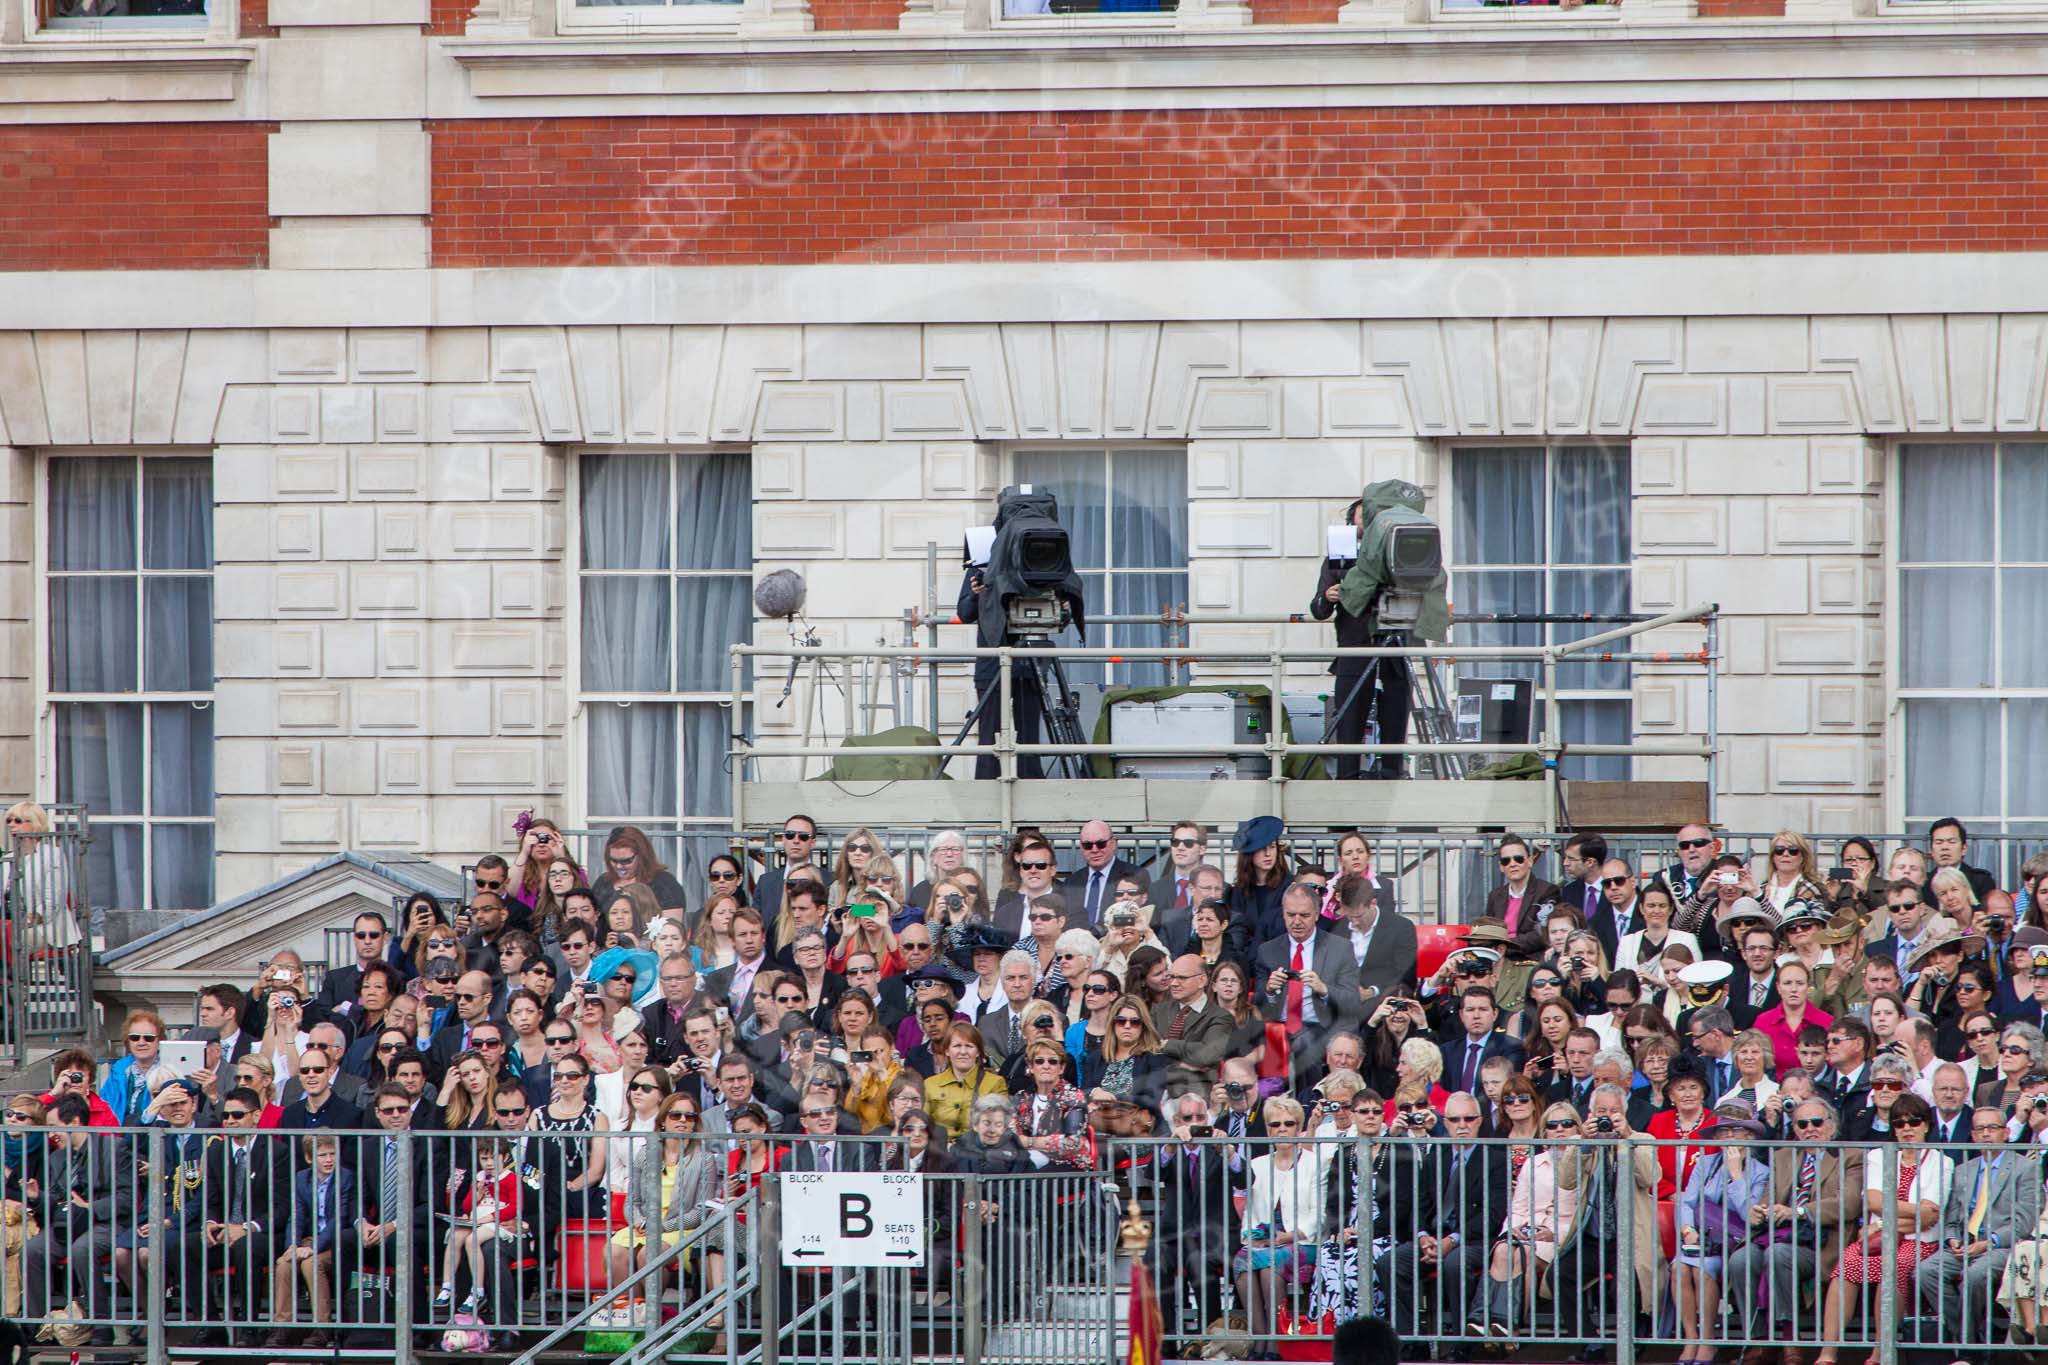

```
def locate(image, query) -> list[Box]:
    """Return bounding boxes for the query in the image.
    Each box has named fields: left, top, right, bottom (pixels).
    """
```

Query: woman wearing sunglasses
left=1087, top=993, right=1167, bottom=1113
left=603, top=1091, right=713, bottom=1316
left=602, top=1064, right=673, bottom=1227
left=1010, top=1038, right=1089, bottom=1170
left=829, top=828, right=884, bottom=908
left=1473, top=1102, right=1583, bottom=1338
left=1758, top=831, right=1829, bottom=915
left=590, top=825, right=689, bottom=914
left=1233, top=1095, right=1327, bottom=1342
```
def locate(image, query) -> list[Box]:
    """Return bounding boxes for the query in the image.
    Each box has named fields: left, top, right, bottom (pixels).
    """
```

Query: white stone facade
left=5, top=307, right=2042, bottom=904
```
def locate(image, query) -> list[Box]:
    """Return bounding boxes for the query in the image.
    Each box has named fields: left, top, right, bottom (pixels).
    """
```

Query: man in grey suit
left=1914, top=1106, right=2043, bottom=1345
left=1330, top=870, right=1417, bottom=1020
left=1254, top=884, right=1361, bottom=1077
left=1152, top=955, right=1235, bottom=1094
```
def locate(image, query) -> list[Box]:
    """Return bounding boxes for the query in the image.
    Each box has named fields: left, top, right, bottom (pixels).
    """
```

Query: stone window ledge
left=0, top=42, right=254, bottom=108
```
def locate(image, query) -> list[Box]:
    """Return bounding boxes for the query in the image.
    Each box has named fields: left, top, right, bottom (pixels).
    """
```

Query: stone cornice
left=436, top=16, right=2048, bottom=113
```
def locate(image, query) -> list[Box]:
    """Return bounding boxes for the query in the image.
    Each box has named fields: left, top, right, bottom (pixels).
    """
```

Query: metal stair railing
left=510, top=1189, right=757, bottom=1365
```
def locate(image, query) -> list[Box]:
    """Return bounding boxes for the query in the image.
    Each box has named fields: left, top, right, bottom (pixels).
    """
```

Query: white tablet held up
left=1327, top=525, right=1360, bottom=563
left=159, top=1040, right=208, bottom=1078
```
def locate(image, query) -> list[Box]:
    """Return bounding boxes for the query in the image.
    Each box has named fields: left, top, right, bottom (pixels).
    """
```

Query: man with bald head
left=1152, top=956, right=1232, bottom=1093
left=1060, top=820, right=1142, bottom=930
left=427, top=970, right=503, bottom=1079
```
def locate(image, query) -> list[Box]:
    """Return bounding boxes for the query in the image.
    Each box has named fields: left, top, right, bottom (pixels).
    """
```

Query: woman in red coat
left=1644, top=1058, right=1715, bottom=1198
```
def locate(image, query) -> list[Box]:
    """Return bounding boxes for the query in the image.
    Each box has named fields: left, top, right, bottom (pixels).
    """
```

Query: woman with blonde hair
left=829, top=827, right=885, bottom=906
left=1233, top=1096, right=1327, bottom=1340
left=690, top=893, right=739, bottom=971
left=1, top=801, right=76, bottom=949
left=829, top=878, right=903, bottom=977
left=1759, top=830, right=1828, bottom=913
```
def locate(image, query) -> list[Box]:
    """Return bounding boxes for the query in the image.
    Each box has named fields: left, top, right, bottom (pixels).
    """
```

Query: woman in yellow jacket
left=922, top=1024, right=1008, bottom=1140
left=846, top=1031, right=907, bottom=1133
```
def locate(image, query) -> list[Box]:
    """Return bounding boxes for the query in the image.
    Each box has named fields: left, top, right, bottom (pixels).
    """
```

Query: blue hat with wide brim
left=1232, top=816, right=1286, bottom=854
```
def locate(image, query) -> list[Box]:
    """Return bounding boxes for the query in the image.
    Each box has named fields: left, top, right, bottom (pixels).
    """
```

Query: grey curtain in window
left=1899, top=443, right=2048, bottom=826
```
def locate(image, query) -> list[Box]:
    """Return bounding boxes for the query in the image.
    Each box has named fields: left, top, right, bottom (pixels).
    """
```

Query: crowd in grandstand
left=10, top=801, right=2048, bottom=1363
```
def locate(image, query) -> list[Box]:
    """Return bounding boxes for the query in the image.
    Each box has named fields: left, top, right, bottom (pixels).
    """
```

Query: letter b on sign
left=840, top=1193, right=872, bottom=1239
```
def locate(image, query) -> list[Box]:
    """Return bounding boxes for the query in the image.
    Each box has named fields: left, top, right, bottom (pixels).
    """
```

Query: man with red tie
left=1254, top=884, right=1362, bottom=1081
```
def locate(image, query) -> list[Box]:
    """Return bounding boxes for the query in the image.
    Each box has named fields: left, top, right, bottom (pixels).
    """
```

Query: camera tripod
left=1328, top=629, right=1465, bottom=780
left=949, top=634, right=1090, bottom=781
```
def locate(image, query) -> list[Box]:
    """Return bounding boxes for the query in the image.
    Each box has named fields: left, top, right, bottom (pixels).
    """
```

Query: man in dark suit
left=1153, top=955, right=1235, bottom=1095
left=1438, top=986, right=1525, bottom=1094
left=704, top=911, right=774, bottom=1022
left=344, top=1084, right=431, bottom=1341
left=992, top=835, right=1061, bottom=940
left=1060, top=820, right=1144, bottom=931
left=1330, top=871, right=1417, bottom=1018
left=1148, top=821, right=1211, bottom=932
left=1379, top=1090, right=1508, bottom=1340
left=1254, top=884, right=1362, bottom=1076
left=1553, top=832, right=1609, bottom=925
left=175, top=1089, right=293, bottom=1339
left=1870, top=880, right=1936, bottom=987
left=1656, top=823, right=1722, bottom=907
left=786, top=1091, right=879, bottom=1169
left=21, top=1095, right=140, bottom=1337
left=1726, top=913, right=1781, bottom=1029
left=1154, top=1088, right=1244, bottom=1342
left=976, top=951, right=1039, bottom=1065
left=640, top=954, right=703, bottom=1065
left=311, top=912, right=416, bottom=1023
left=1815, top=1018, right=1875, bottom=1116
left=425, top=970, right=504, bottom=1080
left=1488, top=835, right=1561, bottom=961
left=1588, top=859, right=1643, bottom=964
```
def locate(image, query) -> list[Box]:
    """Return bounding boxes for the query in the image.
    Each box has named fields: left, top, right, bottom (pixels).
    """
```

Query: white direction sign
left=779, top=1171, right=926, bottom=1268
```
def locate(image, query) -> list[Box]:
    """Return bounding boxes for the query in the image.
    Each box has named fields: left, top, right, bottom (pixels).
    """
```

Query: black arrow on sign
left=885, top=1250, right=918, bottom=1260
left=791, top=1249, right=823, bottom=1258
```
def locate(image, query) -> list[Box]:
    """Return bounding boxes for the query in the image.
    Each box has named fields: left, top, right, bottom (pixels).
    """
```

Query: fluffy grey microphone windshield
left=753, top=569, right=807, bottom=621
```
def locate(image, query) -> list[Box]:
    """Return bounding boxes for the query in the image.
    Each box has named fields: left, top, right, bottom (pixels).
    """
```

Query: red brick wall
left=812, top=0, right=902, bottom=29
left=430, top=0, right=470, bottom=32
left=429, top=102, right=2048, bottom=266
left=0, top=125, right=272, bottom=271
left=1697, top=0, right=1782, bottom=15
left=239, top=0, right=274, bottom=36
left=1250, top=0, right=1341, bottom=23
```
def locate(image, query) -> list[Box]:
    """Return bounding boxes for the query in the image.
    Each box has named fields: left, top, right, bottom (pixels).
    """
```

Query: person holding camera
left=1904, top=922, right=1979, bottom=1028
left=1553, top=1085, right=1661, bottom=1354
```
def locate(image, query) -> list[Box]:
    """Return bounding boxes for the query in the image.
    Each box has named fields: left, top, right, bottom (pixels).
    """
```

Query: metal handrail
left=511, top=1189, right=757, bottom=1365
left=726, top=603, right=1720, bottom=831
left=0, top=802, right=96, bottom=1065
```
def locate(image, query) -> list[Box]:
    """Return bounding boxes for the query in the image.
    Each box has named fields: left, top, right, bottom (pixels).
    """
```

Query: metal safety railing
left=6, top=1121, right=2034, bottom=1364
left=1, top=803, right=95, bottom=1065
left=728, top=602, right=1721, bottom=834
left=0, top=1123, right=769, bottom=1363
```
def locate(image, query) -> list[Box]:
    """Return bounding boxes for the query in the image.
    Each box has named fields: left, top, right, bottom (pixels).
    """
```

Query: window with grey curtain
left=1899, top=442, right=2048, bottom=842
left=48, top=456, right=214, bottom=914
left=1011, top=448, right=1187, bottom=688
left=579, top=452, right=751, bottom=890
left=1451, top=445, right=1632, bottom=781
